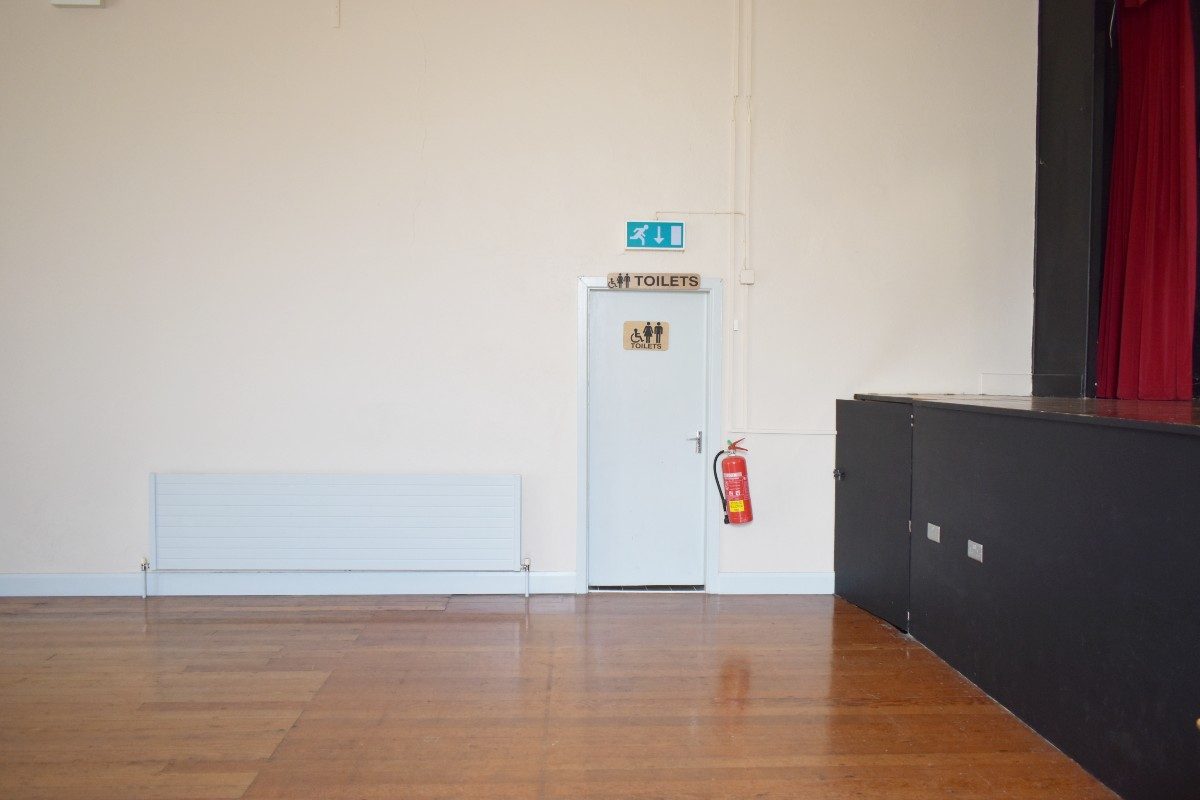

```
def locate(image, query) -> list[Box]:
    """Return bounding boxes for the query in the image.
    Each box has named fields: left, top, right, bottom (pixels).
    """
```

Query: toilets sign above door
left=607, top=272, right=700, bottom=290
left=626, top=220, right=685, bottom=250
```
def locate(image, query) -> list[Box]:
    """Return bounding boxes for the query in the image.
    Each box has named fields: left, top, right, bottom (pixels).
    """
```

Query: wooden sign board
left=607, top=273, right=700, bottom=291
left=623, top=320, right=670, bottom=351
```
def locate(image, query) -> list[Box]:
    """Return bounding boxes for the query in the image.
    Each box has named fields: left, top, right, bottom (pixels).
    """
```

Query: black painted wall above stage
left=1032, top=0, right=1111, bottom=397
left=1034, top=0, right=1200, bottom=399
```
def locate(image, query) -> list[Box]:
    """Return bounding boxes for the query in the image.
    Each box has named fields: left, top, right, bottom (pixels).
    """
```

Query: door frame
left=575, top=276, right=724, bottom=594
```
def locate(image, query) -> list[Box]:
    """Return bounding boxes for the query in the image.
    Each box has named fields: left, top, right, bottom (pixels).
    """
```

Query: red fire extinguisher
left=713, top=438, right=753, bottom=525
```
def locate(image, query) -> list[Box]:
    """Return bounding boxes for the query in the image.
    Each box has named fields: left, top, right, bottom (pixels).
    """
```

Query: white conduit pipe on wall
left=652, top=0, right=756, bottom=431
left=659, top=2, right=832, bottom=439
left=729, top=0, right=748, bottom=434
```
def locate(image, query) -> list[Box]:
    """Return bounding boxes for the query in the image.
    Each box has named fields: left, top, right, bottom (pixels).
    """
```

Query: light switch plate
left=967, top=540, right=984, bottom=562
left=927, top=523, right=941, bottom=543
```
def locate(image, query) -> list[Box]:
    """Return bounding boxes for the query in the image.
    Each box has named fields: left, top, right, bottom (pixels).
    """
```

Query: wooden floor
left=0, top=595, right=1116, bottom=800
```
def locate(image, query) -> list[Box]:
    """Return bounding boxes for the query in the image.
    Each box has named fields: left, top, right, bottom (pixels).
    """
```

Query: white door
left=587, top=288, right=709, bottom=586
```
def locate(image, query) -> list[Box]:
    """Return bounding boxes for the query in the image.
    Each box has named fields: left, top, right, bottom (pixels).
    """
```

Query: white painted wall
left=724, top=0, right=1038, bottom=574
left=0, top=0, right=1036, bottom=584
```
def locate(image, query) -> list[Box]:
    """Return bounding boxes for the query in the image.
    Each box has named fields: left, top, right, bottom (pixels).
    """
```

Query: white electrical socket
left=926, top=523, right=941, bottom=543
left=967, top=540, right=984, bottom=563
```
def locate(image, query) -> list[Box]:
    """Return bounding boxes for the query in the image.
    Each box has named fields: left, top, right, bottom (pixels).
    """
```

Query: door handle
left=686, top=431, right=702, bottom=454
left=832, top=468, right=845, bottom=481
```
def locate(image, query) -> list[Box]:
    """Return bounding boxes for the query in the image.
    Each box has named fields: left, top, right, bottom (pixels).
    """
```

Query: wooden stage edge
left=855, top=393, right=1200, bottom=436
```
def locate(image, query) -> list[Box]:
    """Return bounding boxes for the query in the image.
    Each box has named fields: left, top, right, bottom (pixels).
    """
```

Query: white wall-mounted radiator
left=150, top=474, right=521, bottom=571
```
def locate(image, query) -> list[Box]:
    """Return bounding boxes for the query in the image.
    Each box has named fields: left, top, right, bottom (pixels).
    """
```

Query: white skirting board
left=715, top=572, right=836, bottom=594
left=0, top=573, right=145, bottom=597
left=0, top=571, right=834, bottom=596
left=0, top=571, right=573, bottom=597
left=149, top=571, right=578, bottom=596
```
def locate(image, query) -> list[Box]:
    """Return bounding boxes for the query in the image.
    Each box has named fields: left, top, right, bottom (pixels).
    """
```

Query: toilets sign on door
left=623, top=320, right=670, bottom=351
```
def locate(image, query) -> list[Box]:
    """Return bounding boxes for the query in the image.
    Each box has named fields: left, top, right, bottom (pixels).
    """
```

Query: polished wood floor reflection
left=0, top=595, right=1115, bottom=799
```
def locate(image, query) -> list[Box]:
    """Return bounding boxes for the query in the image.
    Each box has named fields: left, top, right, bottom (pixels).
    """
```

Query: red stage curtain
left=1096, top=0, right=1198, bottom=400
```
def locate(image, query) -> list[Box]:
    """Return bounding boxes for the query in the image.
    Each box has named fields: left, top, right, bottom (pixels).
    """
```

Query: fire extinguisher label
left=728, top=500, right=745, bottom=513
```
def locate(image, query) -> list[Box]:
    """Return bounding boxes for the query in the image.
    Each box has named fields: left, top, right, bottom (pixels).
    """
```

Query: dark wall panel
left=1033, top=0, right=1110, bottom=396
left=833, top=399, right=912, bottom=630
left=910, top=406, right=1200, bottom=799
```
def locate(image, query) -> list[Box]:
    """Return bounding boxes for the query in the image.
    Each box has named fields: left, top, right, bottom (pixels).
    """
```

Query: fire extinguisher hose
left=712, top=450, right=729, bottom=524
